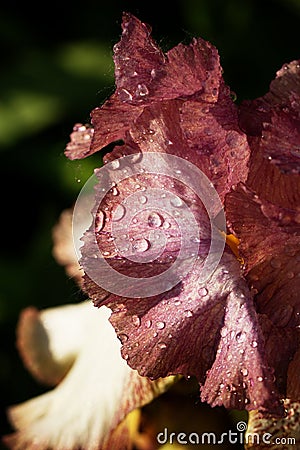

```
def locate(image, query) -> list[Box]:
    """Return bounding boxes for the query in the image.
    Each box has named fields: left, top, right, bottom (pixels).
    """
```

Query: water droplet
left=139, top=195, right=148, bottom=205
left=150, top=68, right=156, bottom=78
left=198, top=287, right=208, bottom=297
left=145, top=319, right=152, bottom=328
left=113, top=204, right=126, bottom=221
left=136, top=83, right=149, bottom=97
left=111, top=186, right=119, bottom=196
left=148, top=212, right=164, bottom=228
left=119, top=88, right=133, bottom=102
left=119, top=333, right=128, bottom=343
left=235, top=331, right=246, bottom=343
left=156, top=321, right=166, bottom=330
left=287, top=271, right=295, bottom=279
left=257, top=376, right=263, bottom=382
left=241, top=368, right=248, bottom=377
left=170, top=196, right=183, bottom=207
left=124, top=353, right=129, bottom=360
left=251, top=340, right=258, bottom=348
left=158, top=342, right=167, bottom=349
left=132, top=315, right=141, bottom=327
left=185, top=310, right=193, bottom=317
left=270, top=258, right=281, bottom=269
left=133, top=238, right=150, bottom=253
left=95, top=210, right=105, bottom=232
left=111, top=159, right=120, bottom=170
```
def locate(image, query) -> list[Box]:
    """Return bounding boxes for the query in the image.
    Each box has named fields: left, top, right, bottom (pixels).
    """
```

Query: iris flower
left=5, top=12, right=300, bottom=449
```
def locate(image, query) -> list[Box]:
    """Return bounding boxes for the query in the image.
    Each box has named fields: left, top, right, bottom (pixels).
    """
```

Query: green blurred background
left=0, top=0, right=299, bottom=448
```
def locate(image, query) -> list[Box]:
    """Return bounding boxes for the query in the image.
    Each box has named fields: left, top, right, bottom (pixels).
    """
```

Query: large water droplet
left=170, top=196, right=183, bottom=207
left=119, top=88, right=133, bottom=102
left=111, top=186, right=119, bottom=196
left=113, top=204, right=126, bottom=221
left=95, top=210, right=105, bottom=232
left=148, top=212, right=164, bottom=228
left=133, top=238, right=150, bottom=253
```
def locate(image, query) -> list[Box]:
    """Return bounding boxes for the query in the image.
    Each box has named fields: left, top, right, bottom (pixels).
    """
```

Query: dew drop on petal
left=148, top=212, right=164, bottom=228
left=235, top=331, right=246, bottom=343
left=133, top=238, right=151, bottom=253
left=158, top=342, right=167, bottom=349
left=270, top=258, right=281, bottom=269
left=185, top=310, right=193, bottom=317
left=110, top=159, right=120, bottom=170
left=95, top=210, right=105, bottom=232
left=251, top=340, right=258, bottom=348
left=198, top=287, right=208, bottom=297
left=240, top=368, right=248, bottom=377
left=113, top=204, right=126, bottom=221
left=145, top=319, right=152, bottom=328
left=111, top=186, right=119, bottom=196
left=132, top=315, right=141, bottom=327
left=119, top=333, right=128, bottom=343
left=156, top=321, right=166, bottom=330
left=139, top=195, right=148, bottom=205
left=119, top=88, right=133, bottom=101
left=170, top=196, right=183, bottom=207
left=136, top=83, right=149, bottom=97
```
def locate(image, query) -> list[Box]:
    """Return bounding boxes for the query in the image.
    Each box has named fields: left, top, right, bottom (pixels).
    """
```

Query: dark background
left=1, top=0, right=299, bottom=448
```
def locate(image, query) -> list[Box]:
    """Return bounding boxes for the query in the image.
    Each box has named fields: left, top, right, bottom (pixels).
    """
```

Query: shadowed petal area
left=261, top=109, right=300, bottom=174
left=4, top=302, right=175, bottom=450
left=87, top=252, right=282, bottom=414
left=239, top=60, right=300, bottom=137
left=245, top=399, right=300, bottom=449
left=226, top=184, right=300, bottom=330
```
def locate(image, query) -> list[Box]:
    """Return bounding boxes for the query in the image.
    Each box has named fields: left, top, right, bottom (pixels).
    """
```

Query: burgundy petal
left=245, top=143, right=300, bottom=209
left=65, top=123, right=94, bottom=160
left=114, top=13, right=222, bottom=104
left=128, top=97, right=250, bottom=201
left=260, top=108, right=300, bottom=174
left=226, top=184, right=300, bottom=330
left=180, top=89, right=250, bottom=200
left=65, top=12, right=227, bottom=160
left=87, top=250, right=282, bottom=414
left=201, top=290, right=282, bottom=415
left=239, top=60, right=300, bottom=136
